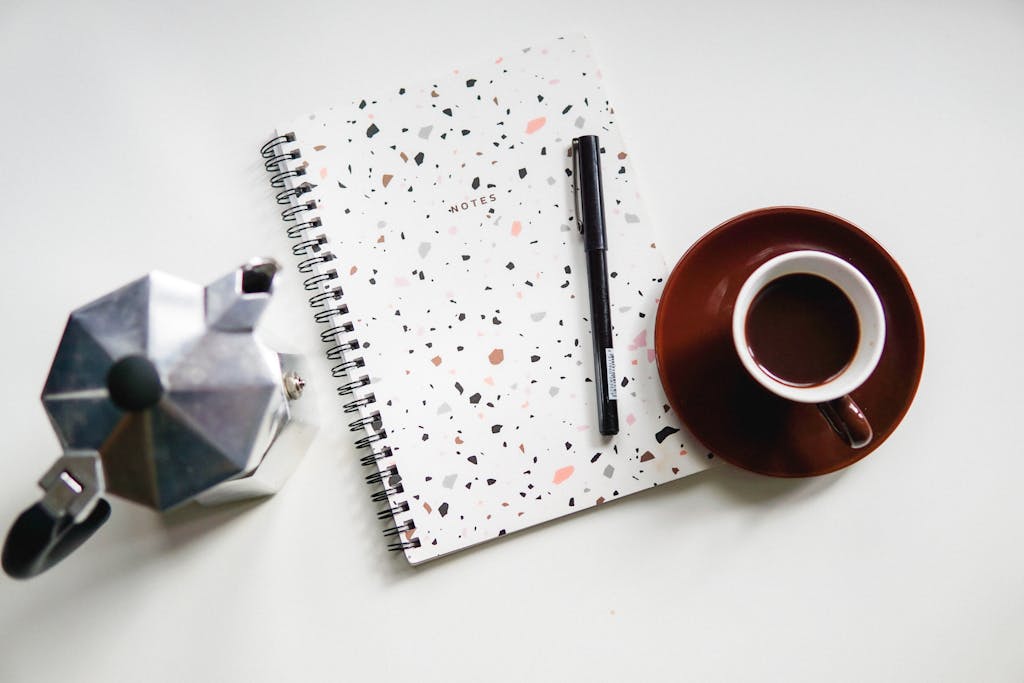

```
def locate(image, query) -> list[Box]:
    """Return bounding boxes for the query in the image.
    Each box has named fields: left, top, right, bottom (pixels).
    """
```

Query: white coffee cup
left=731, top=250, right=885, bottom=448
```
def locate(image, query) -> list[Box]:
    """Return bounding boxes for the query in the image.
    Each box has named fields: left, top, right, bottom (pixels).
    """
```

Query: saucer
left=654, top=207, right=925, bottom=477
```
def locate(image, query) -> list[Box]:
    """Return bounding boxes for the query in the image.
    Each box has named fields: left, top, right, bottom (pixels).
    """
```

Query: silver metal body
left=37, top=259, right=317, bottom=514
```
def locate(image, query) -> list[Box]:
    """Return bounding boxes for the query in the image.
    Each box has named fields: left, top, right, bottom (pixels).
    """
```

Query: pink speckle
left=495, top=57, right=503, bottom=64
left=541, top=48, right=548, bottom=55
left=510, top=220, right=522, bottom=236
left=553, top=465, right=575, bottom=485
left=319, top=167, right=328, bottom=179
left=626, top=414, right=637, bottom=426
left=448, top=225, right=458, bottom=235
left=576, top=425, right=590, bottom=432
left=394, top=277, right=410, bottom=287
left=484, top=376, right=495, bottom=386
left=548, top=79, right=560, bottom=85
left=647, top=349, right=657, bottom=363
left=525, top=117, right=546, bottom=134
left=516, top=291, right=523, bottom=299
left=628, top=330, right=648, bottom=351
left=679, top=449, right=688, bottom=456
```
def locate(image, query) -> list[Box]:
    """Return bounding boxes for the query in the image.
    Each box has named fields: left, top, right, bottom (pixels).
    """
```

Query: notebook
left=260, top=35, right=712, bottom=563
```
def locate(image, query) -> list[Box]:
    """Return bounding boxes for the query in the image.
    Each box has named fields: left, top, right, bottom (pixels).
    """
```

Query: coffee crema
left=744, top=273, right=859, bottom=387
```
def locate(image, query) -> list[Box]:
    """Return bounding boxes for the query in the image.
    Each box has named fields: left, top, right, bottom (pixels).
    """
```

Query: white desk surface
left=2, top=1, right=1022, bottom=681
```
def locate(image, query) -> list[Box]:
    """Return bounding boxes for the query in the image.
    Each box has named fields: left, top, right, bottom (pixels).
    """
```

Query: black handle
left=2, top=498, right=111, bottom=579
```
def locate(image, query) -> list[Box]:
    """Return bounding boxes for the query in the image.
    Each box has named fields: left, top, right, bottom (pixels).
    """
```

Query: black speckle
left=562, top=104, right=572, bottom=114
left=564, top=265, right=571, bottom=274
left=467, top=455, right=478, bottom=464
left=590, top=453, right=601, bottom=463
left=655, top=426, right=680, bottom=444
left=472, top=177, right=480, bottom=189
left=540, top=146, right=547, bottom=155
left=414, top=152, right=425, bottom=165
left=461, top=254, right=471, bottom=261
left=367, top=123, right=379, bottom=138
left=568, top=497, right=575, bottom=507
left=466, top=79, right=477, bottom=87
left=422, top=433, right=429, bottom=441
left=487, top=478, right=496, bottom=485
left=505, top=262, right=515, bottom=270
left=491, top=424, right=502, bottom=434
left=461, top=129, right=471, bottom=136
left=358, top=99, right=367, bottom=109
left=565, top=441, right=572, bottom=450
left=455, top=381, right=464, bottom=394
left=442, top=107, right=453, bottom=116
left=492, top=316, right=502, bottom=325
left=498, top=529, right=506, bottom=536
left=398, top=88, right=406, bottom=95
left=337, top=182, right=346, bottom=189
left=518, top=168, right=527, bottom=179
left=530, top=355, right=540, bottom=362
left=469, top=392, right=482, bottom=404
left=537, top=95, right=544, bottom=102
left=438, top=502, right=449, bottom=517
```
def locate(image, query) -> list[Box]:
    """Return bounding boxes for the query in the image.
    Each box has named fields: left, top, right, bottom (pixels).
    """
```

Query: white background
left=1, top=1, right=1022, bottom=680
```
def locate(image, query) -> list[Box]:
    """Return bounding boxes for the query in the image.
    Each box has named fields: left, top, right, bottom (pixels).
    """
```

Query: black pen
left=572, top=135, right=619, bottom=435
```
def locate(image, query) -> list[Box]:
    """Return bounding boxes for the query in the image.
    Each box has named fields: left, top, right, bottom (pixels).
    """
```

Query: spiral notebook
left=260, top=35, right=712, bottom=563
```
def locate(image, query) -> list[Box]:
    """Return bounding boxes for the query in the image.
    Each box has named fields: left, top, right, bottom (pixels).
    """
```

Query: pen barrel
left=586, top=249, right=619, bottom=435
left=574, top=135, right=608, bottom=251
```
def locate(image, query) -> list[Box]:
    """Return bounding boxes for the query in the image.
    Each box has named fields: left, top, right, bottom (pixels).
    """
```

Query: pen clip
left=571, top=138, right=584, bottom=235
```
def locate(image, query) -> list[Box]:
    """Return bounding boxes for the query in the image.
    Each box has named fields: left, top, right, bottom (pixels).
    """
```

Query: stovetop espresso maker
left=2, top=258, right=317, bottom=579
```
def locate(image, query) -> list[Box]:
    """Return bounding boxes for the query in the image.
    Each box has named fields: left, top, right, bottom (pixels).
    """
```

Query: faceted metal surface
left=195, top=353, right=317, bottom=505
left=39, top=265, right=294, bottom=511
left=204, top=258, right=279, bottom=332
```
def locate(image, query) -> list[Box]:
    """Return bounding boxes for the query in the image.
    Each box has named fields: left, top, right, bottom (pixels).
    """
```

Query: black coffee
left=745, top=273, right=859, bottom=387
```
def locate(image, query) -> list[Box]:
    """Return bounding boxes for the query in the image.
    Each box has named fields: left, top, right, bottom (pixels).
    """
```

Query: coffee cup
left=731, top=250, right=885, bottom=448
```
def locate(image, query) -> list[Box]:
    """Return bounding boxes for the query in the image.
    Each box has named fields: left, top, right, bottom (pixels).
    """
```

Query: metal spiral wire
left=261, top=133, right=414, bottom=554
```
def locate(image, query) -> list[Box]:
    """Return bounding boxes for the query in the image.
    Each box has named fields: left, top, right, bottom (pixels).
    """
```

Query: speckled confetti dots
left=275, top=34, right=712, bottom=564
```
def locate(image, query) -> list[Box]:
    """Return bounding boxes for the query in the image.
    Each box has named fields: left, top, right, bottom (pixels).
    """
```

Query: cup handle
left=817, top=396, right=873, bottom=449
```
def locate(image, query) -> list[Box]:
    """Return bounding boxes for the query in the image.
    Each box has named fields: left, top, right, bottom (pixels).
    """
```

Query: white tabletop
left=2, top=1, right=1022, bottom=681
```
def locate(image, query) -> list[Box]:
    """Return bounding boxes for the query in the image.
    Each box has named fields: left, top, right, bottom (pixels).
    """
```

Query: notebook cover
left=274, top=35, right=712, bottom=563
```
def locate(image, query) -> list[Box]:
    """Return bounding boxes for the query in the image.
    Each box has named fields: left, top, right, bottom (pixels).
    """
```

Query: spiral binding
left=261, top=133, right=420, bottom=553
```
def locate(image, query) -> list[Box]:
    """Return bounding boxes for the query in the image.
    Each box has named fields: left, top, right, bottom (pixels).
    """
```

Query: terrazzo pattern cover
left=271, top=35, right=712, bottom=563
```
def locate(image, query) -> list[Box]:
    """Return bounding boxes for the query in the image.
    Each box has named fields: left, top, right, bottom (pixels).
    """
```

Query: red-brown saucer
left=654, top=207, right=925, bottom=477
